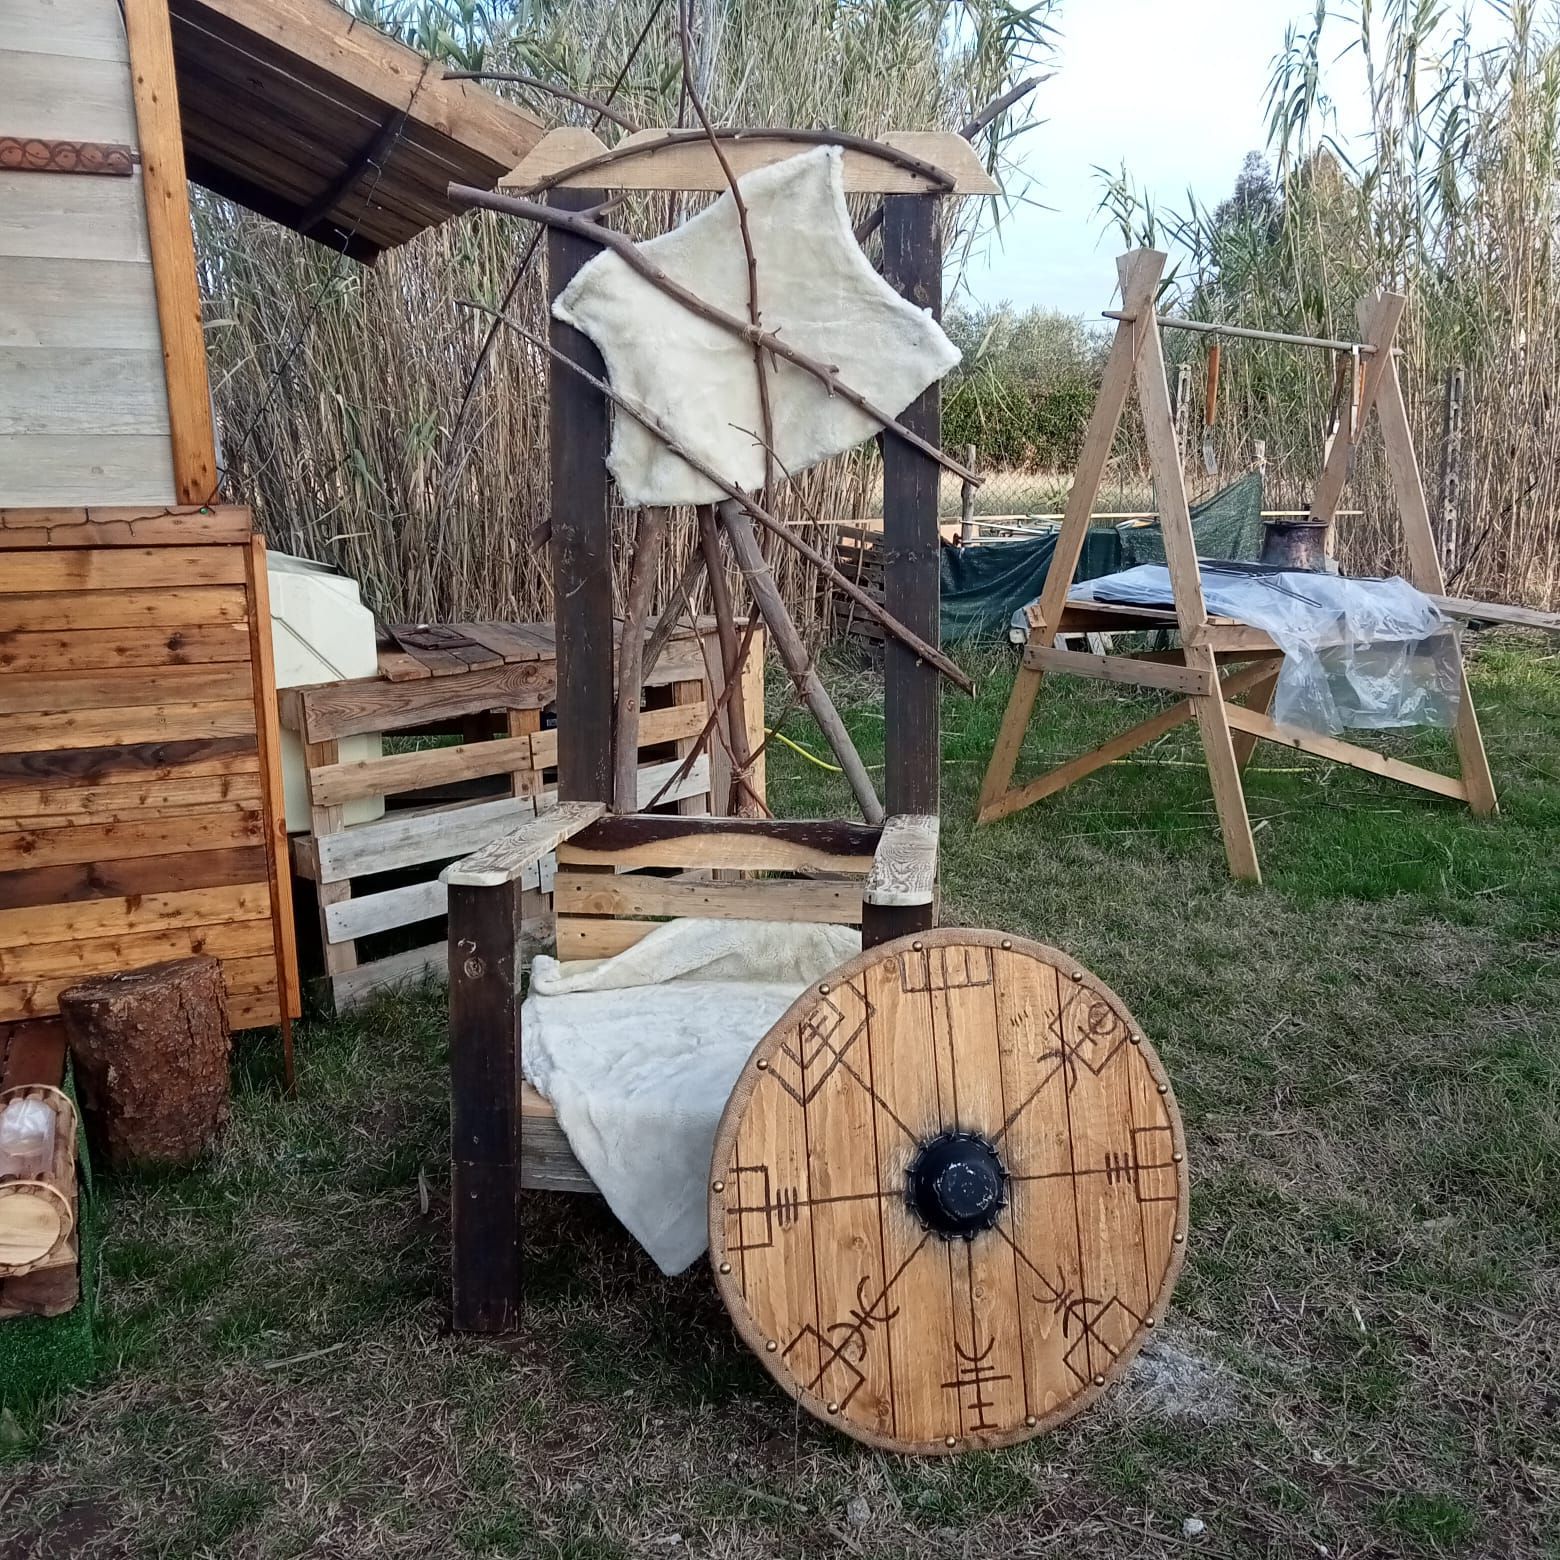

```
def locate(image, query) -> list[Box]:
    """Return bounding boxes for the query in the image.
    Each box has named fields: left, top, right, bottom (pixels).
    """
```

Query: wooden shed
left=0, top=0, right=543, bottom=1037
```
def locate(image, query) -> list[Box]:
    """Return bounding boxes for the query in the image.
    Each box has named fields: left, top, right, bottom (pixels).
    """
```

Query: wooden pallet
left=286, top=620, right=752, bottom=1011
left=0, top=521, right=299, bottom=1032
left=832, top=524, right=888, bottom=645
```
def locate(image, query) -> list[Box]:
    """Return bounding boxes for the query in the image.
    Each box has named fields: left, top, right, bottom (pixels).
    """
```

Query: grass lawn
left=3, top=634, right=1557, bottom=1558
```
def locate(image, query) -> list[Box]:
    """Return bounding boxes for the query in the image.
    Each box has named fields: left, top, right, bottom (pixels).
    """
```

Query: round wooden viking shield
left=708, top=929, right=1188, bottom=1455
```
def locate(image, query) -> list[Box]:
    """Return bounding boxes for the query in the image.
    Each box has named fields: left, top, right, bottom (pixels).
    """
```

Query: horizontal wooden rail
left=1220, top=706, right=1468, bottom=801
left=1103, top=310, right=1378, bottom=355
left=559, top=814, right=880, bottom=874
left=1021, top=644, right=1214, bottom=697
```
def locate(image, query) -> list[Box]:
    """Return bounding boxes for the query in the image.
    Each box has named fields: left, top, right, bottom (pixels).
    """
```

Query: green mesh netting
left=1116, top=469, right=1265, bottom=567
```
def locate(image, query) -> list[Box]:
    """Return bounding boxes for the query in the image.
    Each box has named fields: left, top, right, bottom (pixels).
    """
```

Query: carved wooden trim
left=0, top=138, right=135, bottom=176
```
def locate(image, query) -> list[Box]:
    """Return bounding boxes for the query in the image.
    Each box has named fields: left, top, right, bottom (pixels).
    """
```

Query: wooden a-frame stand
left=976, top=249, right=1497, bottom=883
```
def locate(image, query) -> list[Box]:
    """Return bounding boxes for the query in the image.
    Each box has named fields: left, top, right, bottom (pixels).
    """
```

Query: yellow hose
left=765, top=727, right=843, bottom=772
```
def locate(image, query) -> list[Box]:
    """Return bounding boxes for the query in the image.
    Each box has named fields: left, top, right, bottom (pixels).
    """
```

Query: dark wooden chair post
left=863, top=192, right=942, bottom=947
left=449, top=876, right=523, bottom=1332
left=548, top=187, right=615, bottom=805
left=447, top=191, right=615, bottom=1333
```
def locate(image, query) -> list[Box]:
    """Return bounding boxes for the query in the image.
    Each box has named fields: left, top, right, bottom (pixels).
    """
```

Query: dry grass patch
left=1, top=635, right=1556, bottom=1557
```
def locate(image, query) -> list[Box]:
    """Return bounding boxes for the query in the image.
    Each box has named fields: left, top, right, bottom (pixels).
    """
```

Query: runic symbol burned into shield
left=769, top=985, right=874, bottom=1106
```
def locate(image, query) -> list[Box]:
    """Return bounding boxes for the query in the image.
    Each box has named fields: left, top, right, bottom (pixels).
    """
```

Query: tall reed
left=199, top=0, right=1051, bottom=631
left=1099, top=0, right=1560, bottom=607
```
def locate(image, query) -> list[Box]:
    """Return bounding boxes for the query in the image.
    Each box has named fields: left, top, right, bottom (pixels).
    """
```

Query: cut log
left=59, top=955, right=231, bottom=1169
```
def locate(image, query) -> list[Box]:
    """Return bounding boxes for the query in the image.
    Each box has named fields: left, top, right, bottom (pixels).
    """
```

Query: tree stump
left=59, top=956, right=232, bottom=1169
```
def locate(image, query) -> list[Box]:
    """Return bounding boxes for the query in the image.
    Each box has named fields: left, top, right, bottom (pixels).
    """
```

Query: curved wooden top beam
left=501, top=126, right=999, bottom=196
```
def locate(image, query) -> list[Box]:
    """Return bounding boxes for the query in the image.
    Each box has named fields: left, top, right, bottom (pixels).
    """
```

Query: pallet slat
left=8, top=700, right=256, bottom=753
left=553, top=871, right=864, bottom=924
left=0, top=547, right=248, bottom=592
left=0, top=622, right=253, bottom=672
left=0, top=883, right=271, bottom=946
left=0, top=661, right=254, bottom=715
left=0, top=586, right=247, bottom=631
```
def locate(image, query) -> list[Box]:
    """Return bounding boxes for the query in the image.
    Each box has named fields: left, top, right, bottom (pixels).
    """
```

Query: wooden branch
left=678, top=2, right=776, bottom=501
left=643, top=545, right=709, bottom=677
left=443, top=71, right=641, bottom=131
left=959, top=76, right=1044, bottom=140
left=513, top=127, right=958, bottom=198
left=447, top=185, right=981, bottom=488
left=720, top=502, right=883, bottom=824
left=457, top=300, right=974, bottom=694
left=698, top=506, right=756, bottom=808
left=613, top=507, right=669, bottom=810
left=644, top=606, right=766, bottom=812
left=855, top=76, right=1040, bottom=244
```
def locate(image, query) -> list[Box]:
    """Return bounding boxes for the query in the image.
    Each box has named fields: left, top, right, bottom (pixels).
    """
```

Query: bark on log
left=60, top=956, right=231, bottom=1169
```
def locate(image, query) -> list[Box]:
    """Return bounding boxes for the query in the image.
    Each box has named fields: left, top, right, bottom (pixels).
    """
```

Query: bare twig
left=677, top=0, right=770, bottom=813
left=678, top=0, right=776, bottom=503
left=855, top=75, right=1040, bottom=244
left=436, top=0, right=666, bottom=506
left=447, top=184, right=982, bottom=488
left=514, top=127, right=958, bottom=198
left=443, top=71, right=641, bottom=132
left=455, top=299, right=974, bottom=693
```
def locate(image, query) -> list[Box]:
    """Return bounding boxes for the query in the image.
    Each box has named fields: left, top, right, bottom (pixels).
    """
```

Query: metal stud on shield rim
left=708, top=929, right=1189, bottom=1454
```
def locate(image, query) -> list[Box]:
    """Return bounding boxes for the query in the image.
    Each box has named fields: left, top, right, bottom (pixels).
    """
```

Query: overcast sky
left=958, top=0, right=1357, bottom=317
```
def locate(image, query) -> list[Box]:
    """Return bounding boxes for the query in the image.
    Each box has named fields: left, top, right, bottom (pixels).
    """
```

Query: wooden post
left=548, top=189, right=614, bottom=805
left=1129, top=255, right=1260, bottom=882
left=123, top=0, right=219, bottom=502
left=865, top=194, right=941, bottom=944
left=1367, top=314, right=1497, bottom=818
left=977, top=249, right=1158, bottom=823
left=448, top=878, right=522, bottom=1333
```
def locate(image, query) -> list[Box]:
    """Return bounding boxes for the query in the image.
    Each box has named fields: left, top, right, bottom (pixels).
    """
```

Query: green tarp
left=939, top=528, right=1121, bottom=643
left=1116, top=469, right=1265, bottom=568
left=937, top=470, right=1266, bottom=643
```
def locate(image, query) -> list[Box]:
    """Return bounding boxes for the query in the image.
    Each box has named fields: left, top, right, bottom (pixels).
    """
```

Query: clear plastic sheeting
left=1071, top=565, right=1463, bottom=735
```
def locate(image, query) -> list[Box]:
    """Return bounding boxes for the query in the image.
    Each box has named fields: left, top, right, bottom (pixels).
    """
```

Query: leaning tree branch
left=513, top=126, right=958, bottom=199
left=719, top=501, right=882, bottom=822
left=456, top=299, right=974, bottom=695
left=447, top=183, right=982, bottom=489
left=644, top=566, right=770, bottom=813
left=697, top=505, right=757, bottom=811
left=675, top=0, right=773, bottom=814
left=643, top=542, right=708, bottom=677
left=613, top=505, right=669, bottom=810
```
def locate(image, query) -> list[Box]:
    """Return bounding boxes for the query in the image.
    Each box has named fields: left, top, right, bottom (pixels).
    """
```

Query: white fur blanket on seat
left=522, top=917, right=861, bottom=1274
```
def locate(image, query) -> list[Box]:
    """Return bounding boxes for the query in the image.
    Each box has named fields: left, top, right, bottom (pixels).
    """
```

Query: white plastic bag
left=0, top=1098, right=55, bottom=1178
left=1073, top=565, right=1462, bottom=735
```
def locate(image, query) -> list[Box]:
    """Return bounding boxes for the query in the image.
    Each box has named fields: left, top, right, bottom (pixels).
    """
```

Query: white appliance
left=267, top=551, right=384, bottom=831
